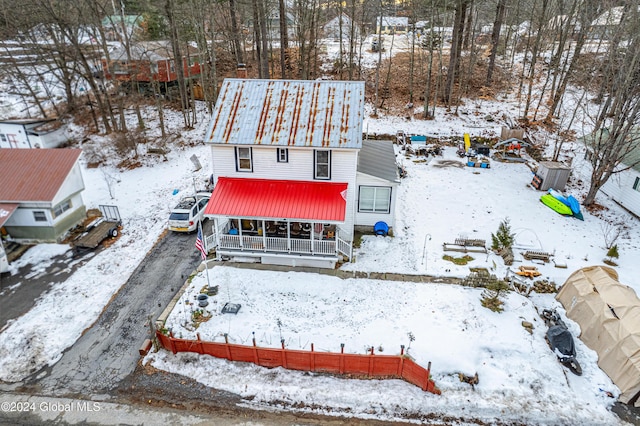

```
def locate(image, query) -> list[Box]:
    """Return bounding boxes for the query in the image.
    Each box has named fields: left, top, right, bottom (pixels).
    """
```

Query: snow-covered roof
left=377, top=16, right=409, bottom=27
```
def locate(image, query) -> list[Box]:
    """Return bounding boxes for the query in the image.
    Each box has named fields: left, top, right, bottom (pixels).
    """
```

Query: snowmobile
left=541, top=309, right=583, bottom=376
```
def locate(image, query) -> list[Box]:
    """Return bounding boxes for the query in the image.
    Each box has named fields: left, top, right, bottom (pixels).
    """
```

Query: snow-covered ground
left=1, top=38, right=638, bottom=424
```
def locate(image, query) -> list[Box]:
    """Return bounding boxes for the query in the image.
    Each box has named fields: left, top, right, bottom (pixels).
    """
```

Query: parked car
left=168, top=192, right=210, bottom=232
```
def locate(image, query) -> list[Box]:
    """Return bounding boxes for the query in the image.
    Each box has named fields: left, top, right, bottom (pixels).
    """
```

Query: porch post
left=261, top=219, right=266, bottom=251
left=286, top=220, right=291, bottom=252
left=238, top=218, right=243, bottom=248
left=214, top=218, right=221, bottom=260
left=310, top=222, right=315, bottom=254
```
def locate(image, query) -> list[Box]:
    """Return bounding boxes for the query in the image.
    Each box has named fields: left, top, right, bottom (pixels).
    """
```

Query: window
left=53, top=200, right=72, bottom=218
left=113, top=61, right=128, bottom=74
left=151, top=62, right=159, bottom=74
left=634, top=177, right=640, bottom=192
left=0, top=134, right=6, bottom=143
left=277, top=148, right=288, bottom=163
left=170, top=61, right=176, bottom=73
left=235, top=147, right=253, bottom=171
left=33, top=211, right=47, bottom=222
left=358, top=186, right=391, bottom=213
left=314, top=150, right=331, bottom=179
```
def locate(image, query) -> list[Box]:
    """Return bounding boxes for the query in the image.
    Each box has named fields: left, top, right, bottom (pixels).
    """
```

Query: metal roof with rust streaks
left=0, top=148, right=82, bottom=202
left=204, top=79, right=365, bottom=149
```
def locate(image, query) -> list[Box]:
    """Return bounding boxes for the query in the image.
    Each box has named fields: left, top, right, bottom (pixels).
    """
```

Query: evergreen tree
left=491, top=218, right=515, bottom=251
left=606, top=245, right=619, bottom=261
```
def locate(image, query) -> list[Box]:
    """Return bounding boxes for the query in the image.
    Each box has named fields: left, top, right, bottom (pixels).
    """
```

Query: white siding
left=34, top=126, right=68, bottom=149
left=601, top=169, right=640, bottom=217
left=355, top=172, right=397, bottom=229
left=52, top=192, right=85, bottom=226
left=211, top=145, right=358, bottom=239
left=4, top=204, right=54, bottom=227
left=0, top=123, right=31, bottom=148
left=52, top=163, right=86, bottom=206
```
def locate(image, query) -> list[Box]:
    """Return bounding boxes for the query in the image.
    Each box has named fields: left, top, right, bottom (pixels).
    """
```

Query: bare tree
left=486, top=0, right=506, bottom=86
left=279, top=0, right=290, bottom=78
left=583, top=19, right=640, bottom=206
left=443, top=0, right=470, bottom=105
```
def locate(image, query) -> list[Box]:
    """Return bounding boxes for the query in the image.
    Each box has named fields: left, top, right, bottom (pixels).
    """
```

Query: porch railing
left=218, top=234, right=338, bottom=256
left=211, top=219, right=351, bottom=259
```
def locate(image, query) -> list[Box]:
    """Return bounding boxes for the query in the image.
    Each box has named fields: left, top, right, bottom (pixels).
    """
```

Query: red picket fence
left=155, top=331, right=440, bottom=394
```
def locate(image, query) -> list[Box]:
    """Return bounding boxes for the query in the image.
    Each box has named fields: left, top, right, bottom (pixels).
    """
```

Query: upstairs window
left=277, top=148, right=288, bottom=163
left=314, top=150, right=331, bottom=180
left=235, top=147, right=253, bottom=172
left=633, top=177, right=640, bottom=192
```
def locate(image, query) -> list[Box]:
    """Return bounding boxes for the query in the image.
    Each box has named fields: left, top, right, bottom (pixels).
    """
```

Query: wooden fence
left=155, top=331, right=440, bottom=395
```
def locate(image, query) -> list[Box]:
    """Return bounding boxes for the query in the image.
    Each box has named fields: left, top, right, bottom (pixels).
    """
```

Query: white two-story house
left=202, top=78, right=398, bottom=268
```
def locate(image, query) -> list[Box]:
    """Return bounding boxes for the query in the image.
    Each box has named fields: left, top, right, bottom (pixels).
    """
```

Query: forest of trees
left=1, top=0, right=640, bottom=206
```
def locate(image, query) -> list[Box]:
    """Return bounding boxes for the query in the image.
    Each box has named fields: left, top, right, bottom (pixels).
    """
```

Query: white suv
left=168, top=192, right=210, bottom=233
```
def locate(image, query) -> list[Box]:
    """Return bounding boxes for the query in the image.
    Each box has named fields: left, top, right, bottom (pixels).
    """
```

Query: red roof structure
left=0, top=203, right=19, bottom=227
left=0, top=149, right=83, bottom=202
left=204, top=177, right=348, bottom=222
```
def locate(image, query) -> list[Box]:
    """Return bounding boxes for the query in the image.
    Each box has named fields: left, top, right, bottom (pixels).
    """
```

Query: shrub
left=491, top=218, right=515, bottom=251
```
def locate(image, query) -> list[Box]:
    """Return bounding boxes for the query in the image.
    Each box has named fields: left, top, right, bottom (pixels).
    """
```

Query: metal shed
left=534, top=161, right=571, bottom=191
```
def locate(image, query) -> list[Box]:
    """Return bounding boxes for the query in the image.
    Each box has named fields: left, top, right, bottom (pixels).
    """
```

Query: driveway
left=0, top=248, right=97, bottom=331
left=21, top=230, right=202, bottom=395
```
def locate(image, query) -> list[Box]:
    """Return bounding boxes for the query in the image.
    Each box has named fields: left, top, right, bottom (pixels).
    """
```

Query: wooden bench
left=522, top=250, right=553, bottom=262
left=454, top=238, right=486, bottom=247
left=443, top=242, right=487, bottom=254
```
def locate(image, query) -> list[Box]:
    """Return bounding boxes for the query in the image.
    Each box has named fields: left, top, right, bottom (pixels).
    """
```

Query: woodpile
left=532, top=279, right=557, bottom=294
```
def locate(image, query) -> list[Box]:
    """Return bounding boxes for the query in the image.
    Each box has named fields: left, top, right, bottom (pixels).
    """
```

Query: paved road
left=26, top=230, right=202, bottom=395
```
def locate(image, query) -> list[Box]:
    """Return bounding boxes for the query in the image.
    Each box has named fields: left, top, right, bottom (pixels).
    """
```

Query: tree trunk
left=279, top=0, right=289, bottom=78
left=229, top=0, right=245, bottom=65
left=444, top=0, right=468, bottom=105
left=486, top=0, right=506, bottom=85
left=258, top=0, right=270, bottom=78
left=522, top=0, right=549, bottom=119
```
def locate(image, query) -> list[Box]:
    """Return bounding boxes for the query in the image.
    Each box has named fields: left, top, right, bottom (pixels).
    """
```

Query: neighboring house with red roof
left=0, top=118, right=69, bottom=149
left=201, top=78, right=399, bottom=268
left=101, top=40, right=202, bottom=87
left=0, top=149, right=86, bottom=245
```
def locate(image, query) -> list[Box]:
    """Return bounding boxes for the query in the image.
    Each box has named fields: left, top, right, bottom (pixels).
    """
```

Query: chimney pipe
left=237, top=63, right=247, bottom=79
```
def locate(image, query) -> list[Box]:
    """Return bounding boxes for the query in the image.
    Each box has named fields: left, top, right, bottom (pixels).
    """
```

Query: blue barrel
left=374, top=221, right=389, bottom=236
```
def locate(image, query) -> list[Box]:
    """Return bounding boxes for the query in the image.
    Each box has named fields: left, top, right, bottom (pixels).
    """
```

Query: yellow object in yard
left=464, top=133, right=471, bottom=153
left=516, top=265, right=541, bottom=279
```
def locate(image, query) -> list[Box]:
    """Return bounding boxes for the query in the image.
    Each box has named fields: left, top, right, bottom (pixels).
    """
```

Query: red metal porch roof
left=203, top=177, right=348, bottom=222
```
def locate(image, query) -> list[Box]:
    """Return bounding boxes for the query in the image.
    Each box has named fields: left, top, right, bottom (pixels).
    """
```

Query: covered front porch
left=202, top=177, right=353, bottom=268
left=206, top=218, right=352, bottom=264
